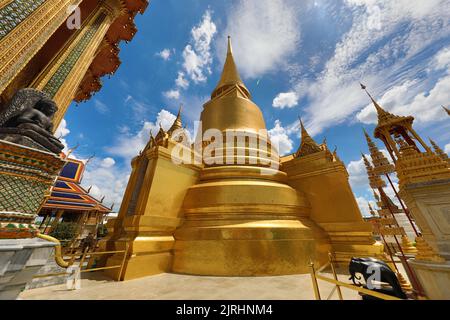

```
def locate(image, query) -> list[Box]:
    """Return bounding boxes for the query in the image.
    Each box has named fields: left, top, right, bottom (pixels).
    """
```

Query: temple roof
left=41, top=157, right=110, bottom=213
left=74, top=0, right=149, bottom=102
left=211, top=37, right=251, bottom=99
left=360, top=84, right=414, bottom=137
left=295, top=118, right=323, bottom=157
left=167, top=105, right=183, bottom=135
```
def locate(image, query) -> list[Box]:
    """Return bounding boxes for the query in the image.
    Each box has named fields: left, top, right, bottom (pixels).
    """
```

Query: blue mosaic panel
left=0, top=0, right=46, bottom=40
left=60, top=161, right=80, bottom=180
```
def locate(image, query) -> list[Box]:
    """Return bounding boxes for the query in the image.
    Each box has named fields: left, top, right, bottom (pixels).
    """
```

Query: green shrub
left=97, top=224, right=108, bottom=238
left=49, top=222, right=78, bottom=240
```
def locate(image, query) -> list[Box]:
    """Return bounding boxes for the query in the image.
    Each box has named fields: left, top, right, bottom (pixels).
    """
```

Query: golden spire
left=363, top=128, right=395, bottom=175
left=368, top=202, right=377, bottom=217
left=332, top=145, right=342, bottom=162
left=155, top=123, right=166, bottom=142
left=295, top=118, right=322, bottom=157
left=373, top=189, right=380, bottom=202
left=361, top=152, right=386, bottom=189
left=168, top=104, right=183, bottom=136
left=442, top=105, right=450, bottom=116
left=429, top=138, right=449, bottom=163
left=360, top=83, right=411, bottom=127
left=211, top=36, right=250, bottom=99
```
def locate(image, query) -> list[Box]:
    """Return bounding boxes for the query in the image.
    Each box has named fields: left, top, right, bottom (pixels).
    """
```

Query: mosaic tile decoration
left=0, top=0, right=46, bottom=40
left=42, top=13, right=107, bottom=98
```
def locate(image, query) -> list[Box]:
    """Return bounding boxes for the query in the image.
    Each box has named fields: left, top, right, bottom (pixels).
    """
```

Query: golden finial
left=373, top=189, right=380, bottom=202
left=360, top=83, right=405, bottom=127
left=296, top=117, right=322, bottom=157
left=332, top=145, right=341, bottom=162
left=360, top=83, right=388, bottom=117
left=368, top=202, right=377, bottom=216
left=85, top=154, right=95, bottom=165
left=211, top=36, right=250, bottom=99
left=168, top=104, right=183, bottom=136
left=429, top=138, right=449, bottom=163
left=361, top=152, right=371, bottom=168
left=66, top=143, right=79, bottom=158
left=442, top=105, right=450, bottom=116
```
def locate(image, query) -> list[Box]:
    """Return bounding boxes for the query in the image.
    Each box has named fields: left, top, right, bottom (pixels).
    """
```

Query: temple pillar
left=0, top=0, right=83, bottom=95
left=30, top=0, right=124, bottom=128
left=50, top=209, right=64, bottom=231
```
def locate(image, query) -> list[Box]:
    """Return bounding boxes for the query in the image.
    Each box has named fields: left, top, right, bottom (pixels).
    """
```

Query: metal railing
left=33, top=243, right=129, bottom=283
left=309, top=253, right=404, bottom=300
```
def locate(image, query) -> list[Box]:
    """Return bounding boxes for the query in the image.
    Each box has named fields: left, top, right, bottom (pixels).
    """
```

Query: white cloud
left=433, top=46, right=450, bottom=70
left=55, top=119, right=70, bottom=138
left=219, top=0, right=300, bottom=79
left=106, top=109, right=176, bottom=161
left=445, top=143, right=450, bottom=154
left=272, top=92, right=299, bottom=109
left=175, top=72, right=189, bottom=89
left=94, top=99, right=109, bottom=114
left=268, top=120, right=294, bottom=156
left=55, top=122, right=127, bottom=208
left=182, top=10, right=217, bottom=83
left=347, top=156, right=369, bottom=189
left=156, top=48, right=172, bottom=60
left=356, top=196, right=376, bottom=217
left=123, top=95, right=151, bottom=119
left=100, top=157, right=115, bottom=168
left=357, top=74, right=450, bottom=124
left=81, top=158, right=130, bottom=209
left=163, top=89, right=180, bottom=100
left=54, top=119, right=71, bottom=154
left=287, top=0, right=450, bottom=136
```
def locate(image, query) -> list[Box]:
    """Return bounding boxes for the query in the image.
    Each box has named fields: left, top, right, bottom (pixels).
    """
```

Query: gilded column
left=31, top=0, right=124, bottom=128
left=0, top=0, right=83, bottom=94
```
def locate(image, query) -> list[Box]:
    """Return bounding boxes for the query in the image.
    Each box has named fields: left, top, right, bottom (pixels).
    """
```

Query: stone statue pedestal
left=409, top=259, right=450, bottom=300
left=0, top=139, right=65, bottom=299
left=0, top=238, right=55, bottom=299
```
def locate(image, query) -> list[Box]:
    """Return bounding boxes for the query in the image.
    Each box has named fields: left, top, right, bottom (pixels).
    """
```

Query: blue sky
left=57, top=0, right=450, bottom=215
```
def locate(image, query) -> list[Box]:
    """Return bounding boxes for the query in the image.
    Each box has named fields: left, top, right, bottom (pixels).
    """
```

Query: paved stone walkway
left=19, top=272, right=361, bottom=300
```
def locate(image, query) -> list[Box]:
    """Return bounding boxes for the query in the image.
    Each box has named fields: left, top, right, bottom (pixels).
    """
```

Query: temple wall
left=104, top=145, right=201, bottom=280
left=282, top=151, right=385, bottom=264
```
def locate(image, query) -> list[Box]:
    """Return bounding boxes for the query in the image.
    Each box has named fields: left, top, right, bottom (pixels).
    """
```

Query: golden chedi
left=104, top=38, right=383, bottom=279
left=172, top=38, right=331, bottom=275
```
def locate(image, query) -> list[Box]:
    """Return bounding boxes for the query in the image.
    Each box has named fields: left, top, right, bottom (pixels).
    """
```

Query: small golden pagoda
left=362, top=85, right=450, bottom=299
left=102, top=38, right=384, bottom=279
left=429, top=138, right=449, bottom=165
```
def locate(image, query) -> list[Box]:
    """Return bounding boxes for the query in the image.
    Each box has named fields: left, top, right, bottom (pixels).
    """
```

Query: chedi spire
left=211, top=36, right=250, bottom=99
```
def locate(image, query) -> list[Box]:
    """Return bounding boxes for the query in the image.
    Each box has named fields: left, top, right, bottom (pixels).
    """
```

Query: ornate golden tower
left=0, top=0, right=148, bottom=128
left=172, top=38, right=332, bottom=276
left=104, top=38, right=384, bottom=279
left=362, top=85, right=450, bottom=299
